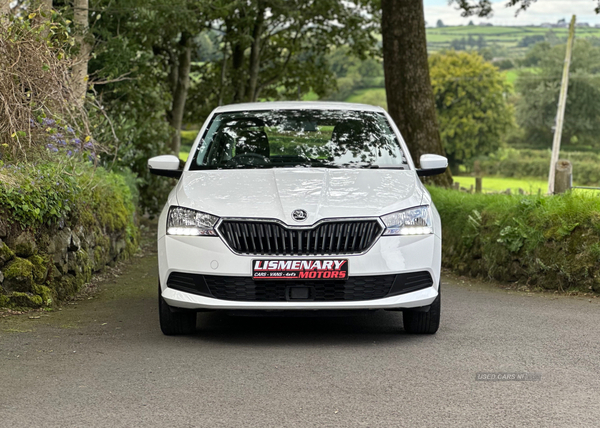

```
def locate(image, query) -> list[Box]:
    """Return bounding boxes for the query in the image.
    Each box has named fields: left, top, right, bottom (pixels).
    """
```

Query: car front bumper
left=158, top=233, right=441, bottom=311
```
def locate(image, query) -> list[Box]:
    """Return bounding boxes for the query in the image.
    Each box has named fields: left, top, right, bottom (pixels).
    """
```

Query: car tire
left=402, top=286, right=441, bottom=334
left=159, top=284, right=196, bottom=336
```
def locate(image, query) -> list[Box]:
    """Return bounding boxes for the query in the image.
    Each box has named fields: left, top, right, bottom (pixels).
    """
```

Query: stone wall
left=0, top=219, right=136, bottom=308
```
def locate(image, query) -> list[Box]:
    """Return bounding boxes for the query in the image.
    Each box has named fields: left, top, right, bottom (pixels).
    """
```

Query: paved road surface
left=1, top=246, right=599, bottom=427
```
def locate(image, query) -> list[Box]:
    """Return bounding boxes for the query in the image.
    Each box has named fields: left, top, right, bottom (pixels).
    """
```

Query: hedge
left=429, top=186, right=600, bottom=293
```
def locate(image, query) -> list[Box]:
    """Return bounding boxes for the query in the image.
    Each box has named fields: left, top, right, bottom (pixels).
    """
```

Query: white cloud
left=424, top=0, right=600, bottom=26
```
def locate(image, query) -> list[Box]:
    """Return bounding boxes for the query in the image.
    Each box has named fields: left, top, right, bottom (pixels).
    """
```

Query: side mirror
left=148, top=155, right=183, bottom=178
left=417, top=154, right=448, bottom=177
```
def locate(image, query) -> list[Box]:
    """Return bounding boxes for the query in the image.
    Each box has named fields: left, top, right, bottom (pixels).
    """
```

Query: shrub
left=0, top=11, right=100, bottom=163
left=0, top=159, right=135, bottom=232
left=430, top=186, right=600, bottom=293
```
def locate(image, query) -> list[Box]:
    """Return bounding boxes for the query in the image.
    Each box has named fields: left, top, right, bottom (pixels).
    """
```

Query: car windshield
left=189, top=109, right=408, bottom=170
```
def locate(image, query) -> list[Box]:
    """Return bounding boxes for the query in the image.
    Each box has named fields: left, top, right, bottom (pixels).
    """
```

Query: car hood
left=175, top=168, right=425, bottom=226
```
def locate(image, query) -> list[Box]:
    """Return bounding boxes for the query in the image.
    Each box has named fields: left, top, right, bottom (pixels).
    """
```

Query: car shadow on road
left=185, top=310, right=433, bottom=347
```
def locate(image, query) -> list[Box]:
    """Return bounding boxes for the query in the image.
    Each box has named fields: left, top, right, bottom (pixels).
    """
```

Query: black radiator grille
left=218, top=219, right=383, bottom=255
left=204, top=275, right=396, bottom=302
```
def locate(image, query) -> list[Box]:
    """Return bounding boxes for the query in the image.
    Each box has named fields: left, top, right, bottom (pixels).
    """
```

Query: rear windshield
left=189, top=109, right=408, bottom=170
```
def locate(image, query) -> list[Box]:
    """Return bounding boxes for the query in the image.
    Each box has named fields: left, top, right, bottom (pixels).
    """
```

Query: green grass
left=302, top=90, right=319, bottom=101
left=453, top=175, right=549, bottom=194
left=453, top=175, right=599, bottom=195
left=345, top=87, right=387, bottom=110
left=505, top=70, right=518, bottom=85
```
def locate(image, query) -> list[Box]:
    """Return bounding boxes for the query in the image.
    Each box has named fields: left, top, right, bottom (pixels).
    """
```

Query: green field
left=426, top=25, right=600, bottom=57
left=453, top=175, right=548, bottom=194
left=453, top=175, right=599, bottom=195
left=345, top=87, right=387, bottom=110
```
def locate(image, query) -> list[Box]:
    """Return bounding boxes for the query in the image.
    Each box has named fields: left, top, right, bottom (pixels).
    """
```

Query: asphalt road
left=1, top=246, right=599, bottom=428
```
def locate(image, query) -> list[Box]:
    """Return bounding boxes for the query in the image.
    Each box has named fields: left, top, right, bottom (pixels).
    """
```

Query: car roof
left=213, top=101, right=387, bottom=114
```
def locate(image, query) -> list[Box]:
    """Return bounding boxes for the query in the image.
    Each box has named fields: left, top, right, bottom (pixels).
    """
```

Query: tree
left=91, top=0, right=212, bottom=156
left=430, top=51, right=514, bottom=170
left=517, top=34, right=545, bottom=48
left=184, top=0, right=379, bottom=121
left=451, top=0, right=600, bottom=17
left=88, top=0, right=378, bottom=212
left=71, top=0, right=90, bottom=105
left=519, top=41, right=551, bottom=67
left=381, top=1, right=452, bottom=186
left=516, top=40, right=600, bottom=149
left=379, top=0, right=599, bottom=186
left=468, top=20, right=474, bottom=26
left=436, top=19, right=444, bottom=28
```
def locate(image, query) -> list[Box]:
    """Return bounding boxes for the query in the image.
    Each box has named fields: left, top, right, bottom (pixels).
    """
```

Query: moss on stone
left=9, top=292, right=43, bottom=308
left=13, top=232, right=37, bottom=257
left=3, top=257, right=34, bottom=292
left=93, top=245, right=105, bottom=269
left=32, top=284, right=54, bottom=306
left=0, top=240, right=14, bottom=267
left=78, top=208, right=95, bottom=229
left=27, top=254, right=49, bottom=283
left=0, top=293, right=9, bottom=307
left=0, top=163, right=139, bottom=307
left=75, top=250, right=92, bottom=282
left=55, top=274, right=85, bottom=301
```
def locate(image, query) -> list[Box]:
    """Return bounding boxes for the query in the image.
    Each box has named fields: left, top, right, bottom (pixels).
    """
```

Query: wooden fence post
left=475, top=177, right=482, bottom=193
left=554, top=160, right=572, bottom=194
left=474, top=160, right=482, bottom=193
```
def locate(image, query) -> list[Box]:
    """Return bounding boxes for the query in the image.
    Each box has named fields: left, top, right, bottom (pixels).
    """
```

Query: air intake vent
left=204, top=274, right=396, bottom=301
left=218, top=219, right=383, bottom=255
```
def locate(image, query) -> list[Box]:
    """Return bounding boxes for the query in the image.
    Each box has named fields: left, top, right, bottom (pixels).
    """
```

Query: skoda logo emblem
left=292, top=209, right=308, bottom=222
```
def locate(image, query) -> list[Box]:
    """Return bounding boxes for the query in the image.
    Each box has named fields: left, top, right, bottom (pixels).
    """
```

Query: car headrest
left=235, top=129, right=270, bottom=158
left=330, top=121, right=364, bottom=148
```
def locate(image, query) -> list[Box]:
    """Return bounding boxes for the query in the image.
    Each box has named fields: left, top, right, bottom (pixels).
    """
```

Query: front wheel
left=403, top=286, right=441, bottom=334
left=159, top=284, right=196, bottom=335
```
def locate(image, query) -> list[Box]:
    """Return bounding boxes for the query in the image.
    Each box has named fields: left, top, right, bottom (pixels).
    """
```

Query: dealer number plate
left=252, top=259, right=348, bottom=280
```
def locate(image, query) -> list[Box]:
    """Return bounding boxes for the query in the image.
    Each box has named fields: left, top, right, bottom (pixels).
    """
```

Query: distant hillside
left=426, top=26, right=600, bottom=57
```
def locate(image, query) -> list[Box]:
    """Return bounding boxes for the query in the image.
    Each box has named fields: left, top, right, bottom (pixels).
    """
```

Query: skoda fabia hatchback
left=149, top=102, right=448, bottom=335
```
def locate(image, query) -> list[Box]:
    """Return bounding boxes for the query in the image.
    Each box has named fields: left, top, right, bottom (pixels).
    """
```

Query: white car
left=149, top=102, right=447, bottom=335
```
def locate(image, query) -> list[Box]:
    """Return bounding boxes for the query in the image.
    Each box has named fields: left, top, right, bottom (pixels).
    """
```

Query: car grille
left=166, top=271, right=433, bottom=302
left=217, top=219, right=383, bottom=255
left=205, top=275, right=396, bottom=301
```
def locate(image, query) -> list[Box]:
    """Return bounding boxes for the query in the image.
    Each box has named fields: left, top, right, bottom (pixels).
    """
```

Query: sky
left=423, top=0, right=600, bottom=26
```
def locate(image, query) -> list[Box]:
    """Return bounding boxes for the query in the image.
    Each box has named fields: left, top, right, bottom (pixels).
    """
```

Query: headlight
left=167, top=207, right=219, bottom=236
left=381, top=206, right=433, bottom=236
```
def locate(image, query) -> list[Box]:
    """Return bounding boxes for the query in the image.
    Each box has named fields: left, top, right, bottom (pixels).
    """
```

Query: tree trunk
left=381, top=0, right=452, bottom=187
left=247, top=2, right=265, bottom=102
left=168, top=33, right=192, bottom=155
left=72, top=0, right=91, bottom=106
left=231, top=41, right=246, bottom=103
left=218, top=41, right=228, bottom=106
